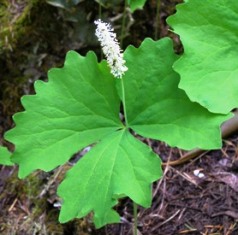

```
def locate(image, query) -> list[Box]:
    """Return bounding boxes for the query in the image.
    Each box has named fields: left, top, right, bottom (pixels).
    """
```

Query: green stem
left=121, top=77, right=128, bottom=125
left=98, top=0, right=103, bottom=60
left=133, top=201, right=138, bottom=235
left=154, top=0, right=161, bottom=40
left=120, top=0, right=127, bottom=47
left=98, top=1, right=102, bottom=18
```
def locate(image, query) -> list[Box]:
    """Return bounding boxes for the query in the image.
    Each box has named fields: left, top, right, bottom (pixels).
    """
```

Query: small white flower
left=94, top=19, right=128, bottom=79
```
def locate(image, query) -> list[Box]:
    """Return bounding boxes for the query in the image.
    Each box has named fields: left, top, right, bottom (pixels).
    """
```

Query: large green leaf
left=167, top=0, right=238, bottom=114
left=4, top=34, right=230, bottom=229
left=0, top=146, right=13, bottom=166
left=5, top=51, right=122, bottom=178
left=117, top=38, right=232, bottom=150
left=58, top=129, right=162, bottom=228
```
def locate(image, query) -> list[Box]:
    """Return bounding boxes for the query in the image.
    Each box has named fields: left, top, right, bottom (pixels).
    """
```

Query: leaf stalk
left=121, top=77, right=128, bottom=125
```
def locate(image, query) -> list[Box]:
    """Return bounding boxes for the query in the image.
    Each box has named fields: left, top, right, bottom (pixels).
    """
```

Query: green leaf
left=46, top=0, right=83, bottom=9
left=167, top=0, right=238, bottom=114
left=118, top=38, right=232, bottom=150
left=58, top=129, right=162, bottom=228
left=46, top=0, right=69, bottom=9
left=0, top=146, right=13, bottom=166
left=5, top=51, right=122, bottom=178
left=127, top=0, right=147, bottom=12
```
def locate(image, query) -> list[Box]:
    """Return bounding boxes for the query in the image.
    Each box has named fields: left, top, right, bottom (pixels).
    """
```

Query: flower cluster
left=94, top=19, right=128, bottom=78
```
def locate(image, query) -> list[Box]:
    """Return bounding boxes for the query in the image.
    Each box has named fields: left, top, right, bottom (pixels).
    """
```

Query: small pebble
left=193, top=169, right=205, bottom=178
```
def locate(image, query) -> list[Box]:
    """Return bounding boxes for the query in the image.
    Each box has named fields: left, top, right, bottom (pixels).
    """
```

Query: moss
left=0, top=1, right=64, bottom=133
left=0, top=0, right=41, bottom=53
left=0, top=169, right=64, bottom=235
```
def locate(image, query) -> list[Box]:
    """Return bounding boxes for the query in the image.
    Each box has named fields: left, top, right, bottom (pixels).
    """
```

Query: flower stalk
left=94, top=19, right=128, bottom=79
left=95, top=19, right=128, bottom=124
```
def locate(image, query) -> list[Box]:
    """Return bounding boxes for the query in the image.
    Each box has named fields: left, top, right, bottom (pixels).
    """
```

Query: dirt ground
left=1, top=0, right=238, bottom=234
left=1, top=129, right=238, bottom=235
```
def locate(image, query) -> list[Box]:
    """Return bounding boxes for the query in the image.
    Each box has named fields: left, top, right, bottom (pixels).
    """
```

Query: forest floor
left=1, top=132, right=238, bottom=235
left=1, top=0, right=238, bottom=234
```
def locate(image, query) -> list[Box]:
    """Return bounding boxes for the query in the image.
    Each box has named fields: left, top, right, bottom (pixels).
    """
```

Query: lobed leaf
left=0, top=146, right=13, bottom=166
left=118, top=38, right=232, bottom=150
left=127, top=0, right=147, bottom=12
left=5, top=51, right=122, bottom=178
left=167, top=0, right=238, bottom=114
left=58, top=129, right=162, bottom=228
left=3, top=31, right=231, bottom=228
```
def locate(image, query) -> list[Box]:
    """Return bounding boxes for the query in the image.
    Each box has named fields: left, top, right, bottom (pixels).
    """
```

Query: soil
left=1, top=134, right=238, bottom=235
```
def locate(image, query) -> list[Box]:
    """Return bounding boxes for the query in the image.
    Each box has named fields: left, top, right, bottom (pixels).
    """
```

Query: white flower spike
left=94, top=19, right=128, bottom=79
